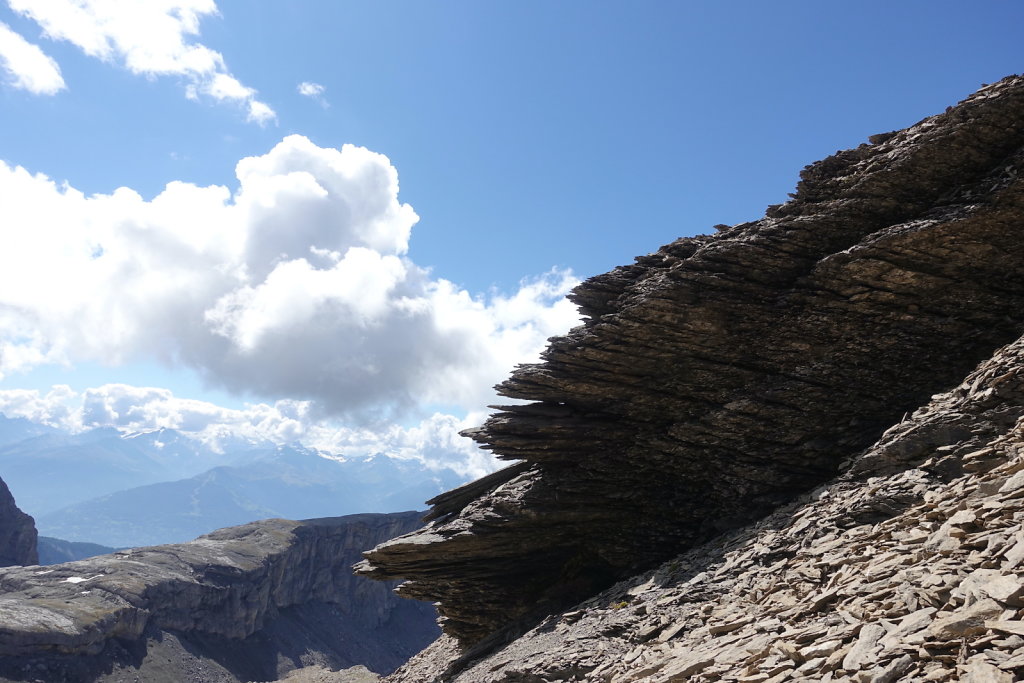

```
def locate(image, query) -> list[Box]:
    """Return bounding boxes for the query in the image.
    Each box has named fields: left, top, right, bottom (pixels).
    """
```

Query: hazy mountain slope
left=37, top=447, right=463, bottom=547
left=0, top=427, right=225, bottom=515
left=0, top=415, right=58, bottom=449
left=36, top=537, right=119, bottom=565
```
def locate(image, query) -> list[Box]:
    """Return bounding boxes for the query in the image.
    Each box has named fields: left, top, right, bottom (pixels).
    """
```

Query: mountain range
left=0, top=415, right=466, bottom=547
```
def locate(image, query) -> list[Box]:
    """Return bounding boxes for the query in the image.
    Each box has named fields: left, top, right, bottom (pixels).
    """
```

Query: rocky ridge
left=357, top=75, right=1024, bottom=680
left=390, top=332, right=1024, bottom=682
left=0, top=476, right=36, bottom=568
left=0, top=512, right=437, bottom=682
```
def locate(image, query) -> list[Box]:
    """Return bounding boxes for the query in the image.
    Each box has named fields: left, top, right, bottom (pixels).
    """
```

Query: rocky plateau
left=0, top=510, right=437, bottom=682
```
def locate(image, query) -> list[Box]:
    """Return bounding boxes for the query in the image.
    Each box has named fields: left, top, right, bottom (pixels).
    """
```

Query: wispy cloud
left=5, top=0, right=275, bottom=123
left=0, top=21, right=64, bottom=94
left=0, top=135, right=581, bottom=422
left=297, top=81, right=324, bottom=98
left=297, top=80, right=327, bottom=107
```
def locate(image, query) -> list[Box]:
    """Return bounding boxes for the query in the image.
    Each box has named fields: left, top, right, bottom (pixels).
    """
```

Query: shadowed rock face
left=0, top=476, right=36, bottom=567
left=0, top=512, right=437, bottom=682
left=358, top=75, right=1024, bottom=646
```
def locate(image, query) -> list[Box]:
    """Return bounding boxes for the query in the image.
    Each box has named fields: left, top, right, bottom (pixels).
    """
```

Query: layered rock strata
left=0, top=477, right=36, bottom=568
left=388, top=332, right=1024, bottom=682
left=359, top=74, right=1024, bottom=651
left=0, top=512, right=437, bottom=682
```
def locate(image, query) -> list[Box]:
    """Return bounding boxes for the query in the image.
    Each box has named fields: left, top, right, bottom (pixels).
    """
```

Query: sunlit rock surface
left=0, top=512, right=437, bottom=682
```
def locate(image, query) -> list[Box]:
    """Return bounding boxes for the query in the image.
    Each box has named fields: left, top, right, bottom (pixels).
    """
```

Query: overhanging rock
left=357, top=75, right=1024, bottom=646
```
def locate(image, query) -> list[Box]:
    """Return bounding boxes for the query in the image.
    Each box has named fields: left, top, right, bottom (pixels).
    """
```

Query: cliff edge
left=0, top=512, right=437, bottom=682
left=0, top=476, right=36, bottom=568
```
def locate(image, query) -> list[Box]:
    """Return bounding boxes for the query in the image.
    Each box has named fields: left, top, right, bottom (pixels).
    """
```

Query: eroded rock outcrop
left=390, top=332, right=1024, bottom=682
left=0, top=476, right=36, bottom=568
left=0, top=512, right=437, bottom=682
left=358, top=74, right=1024, bottom=668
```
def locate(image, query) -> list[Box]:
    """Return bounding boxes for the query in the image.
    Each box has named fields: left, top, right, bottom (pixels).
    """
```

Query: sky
left=0, top=1, right=1021, bottom=477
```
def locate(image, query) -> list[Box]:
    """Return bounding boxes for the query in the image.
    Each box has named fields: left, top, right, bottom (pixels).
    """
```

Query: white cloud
left=0, top=135, right=581, bottom=422
left=0, top=385, right=76, bottom=425
left=297, top=81, right=324, bottom=98
left=0, top=21, right=65, bottom=94
left=246, top=99, right=276, bottom=125
left=204, top=72, right=252, bottom=100
left=6, top=0, right=275, bottom=122
left=0, top=384, right=499, bottom=477
left=297, top=80, right=327, bottom=107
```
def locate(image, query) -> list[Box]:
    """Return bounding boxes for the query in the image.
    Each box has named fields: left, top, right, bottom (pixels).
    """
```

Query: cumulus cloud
left=0, top=135, right=581, bottom=422
left=0, top=21, right=65, bottom=94
left=6, top=0, right=274, bottom=122
left=0, top=384, right=498, bottom=477
left=0, top=385, right=77, bottom=426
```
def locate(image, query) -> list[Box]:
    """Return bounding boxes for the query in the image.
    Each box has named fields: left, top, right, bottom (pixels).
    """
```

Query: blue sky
left=0, top=1, right=1021, bottom=473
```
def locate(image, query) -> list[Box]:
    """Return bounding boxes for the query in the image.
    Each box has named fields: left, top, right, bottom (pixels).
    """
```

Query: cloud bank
left=0, top=135, right=581, bottom=422
left=4, top=0, right=274, bottom=122
left=0, top=383, right=494, bottom=477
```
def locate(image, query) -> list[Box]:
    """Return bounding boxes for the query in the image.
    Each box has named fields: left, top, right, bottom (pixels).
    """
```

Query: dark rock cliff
left=0, top=512, right=438, bottom=682
left=0, top=476, right=36, bottom=568
left=357, top=73, right=1024, bottom=661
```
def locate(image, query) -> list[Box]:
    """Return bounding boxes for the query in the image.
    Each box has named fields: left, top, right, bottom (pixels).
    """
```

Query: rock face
left=0, top=476, right=36, bottom=567
left=390, top=334, right=1024, bottom=682
left=0, top=512, right=438, bottom=682
left=357, top=74, right=1024, bottom=679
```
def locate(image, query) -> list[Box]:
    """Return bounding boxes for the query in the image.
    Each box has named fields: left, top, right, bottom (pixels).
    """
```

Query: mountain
left=0, top=512, right=439, bottom=682
left=36, top=446, right=466, bottom=547
left=357, top=76, right=1024, bottom=681
left=0, top=475, right=36, bottom=567
left=0, top=415, right=59, bottom=449
left=36, top=537, right=118, bottom=565
left=0, top=426, right=238, bottom=516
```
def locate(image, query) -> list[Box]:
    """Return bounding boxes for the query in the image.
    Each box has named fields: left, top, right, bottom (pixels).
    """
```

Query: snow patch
left=63, top=574, right=103, bottom=584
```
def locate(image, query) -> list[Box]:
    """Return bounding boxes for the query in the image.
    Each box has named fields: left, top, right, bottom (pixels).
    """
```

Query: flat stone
left=960, top=570, right=1024, bottom=606
left=928, top=599, right=1004, bottom=640
left=869, top=654, right=914, bottom=683
left=986, top=620, right=1024, bottom=637
left=843, top=623, right=887, bottom=671
left=998, top=471, right=1024, bottom=495
left=656, top=653, right=714, bottom=680
left=962, top=659, right=1014, bottom=682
